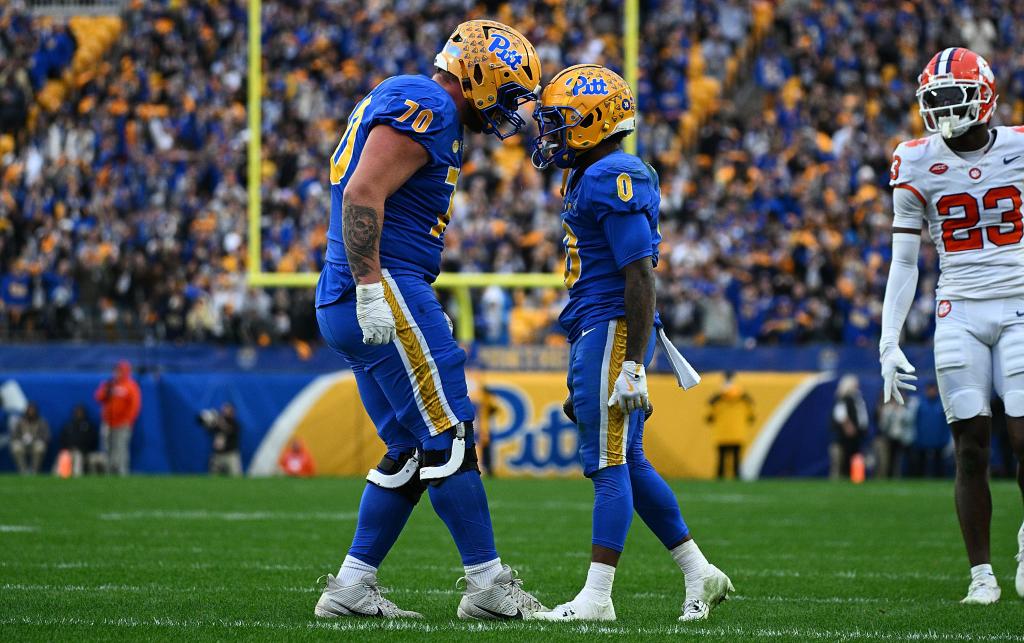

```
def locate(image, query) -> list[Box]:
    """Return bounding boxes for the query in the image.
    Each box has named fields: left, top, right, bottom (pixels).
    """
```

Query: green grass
left=1, top=476, right=1022, bottom=641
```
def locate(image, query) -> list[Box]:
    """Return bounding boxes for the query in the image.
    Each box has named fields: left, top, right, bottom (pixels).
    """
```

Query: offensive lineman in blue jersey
left=530, top=65, right=733, bottom=622
left=313, top=20, right=545, bottom=619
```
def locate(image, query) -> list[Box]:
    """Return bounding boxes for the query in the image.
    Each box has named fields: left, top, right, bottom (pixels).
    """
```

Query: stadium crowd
left=1, top=1, right=1022, bottom=348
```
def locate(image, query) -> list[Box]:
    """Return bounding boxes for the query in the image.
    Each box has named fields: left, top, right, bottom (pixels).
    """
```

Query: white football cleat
left=456, top=565, right=546, bottom=620
left=961, top=575, right=1001, bottom=605
left=1015, top=522, right=1024, bottom=599
left=532, top=596, right=616, bottom=622
left=314, top=573, right=423, bottom=618
left=679, top=564, right=734, bottom=622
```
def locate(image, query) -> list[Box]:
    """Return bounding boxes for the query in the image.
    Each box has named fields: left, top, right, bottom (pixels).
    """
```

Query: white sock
left=970, top=563, right=995, bottom=583
left=575, top=562, right=615, bottom=603
left=671, top=539, right=709, bottom=591
left=338, top=555, right=377, bottom=586
left=465, top=557, right=503, bottom=587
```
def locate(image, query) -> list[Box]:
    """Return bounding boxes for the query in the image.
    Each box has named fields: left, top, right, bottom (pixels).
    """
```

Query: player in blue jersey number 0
left=530, top=64, right=734, bottom=622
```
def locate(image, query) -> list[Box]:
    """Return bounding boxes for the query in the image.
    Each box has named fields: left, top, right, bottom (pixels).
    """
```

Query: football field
left=1, top=476, right=1022, bottom=641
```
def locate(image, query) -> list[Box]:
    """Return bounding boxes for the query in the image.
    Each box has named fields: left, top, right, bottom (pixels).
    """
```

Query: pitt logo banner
left=250, top=371, right=819, bottom=479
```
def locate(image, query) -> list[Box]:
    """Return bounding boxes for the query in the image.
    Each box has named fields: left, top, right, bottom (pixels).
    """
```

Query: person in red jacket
left=278, top=439, right=315, bottom=477
left=94, top=360, right=141, bottom=476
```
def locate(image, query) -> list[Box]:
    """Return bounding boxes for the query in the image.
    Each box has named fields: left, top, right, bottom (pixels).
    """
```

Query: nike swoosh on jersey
left=1017, top=310, right=1024, bottom=317
left=580, top=328, right=596, bottom=337
left=1004, top=155, right=1021, bottom=164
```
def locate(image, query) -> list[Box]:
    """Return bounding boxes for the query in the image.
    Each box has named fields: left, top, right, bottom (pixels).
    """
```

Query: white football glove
left=608, top=360, right=650, bottom=414
left=880, top=344, right=917, bottom=404
left=355, top=282, right=396, bottom=345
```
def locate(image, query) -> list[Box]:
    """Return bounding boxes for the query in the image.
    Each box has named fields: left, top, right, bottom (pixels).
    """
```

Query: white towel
left=656, top=328, right=701, bottom=390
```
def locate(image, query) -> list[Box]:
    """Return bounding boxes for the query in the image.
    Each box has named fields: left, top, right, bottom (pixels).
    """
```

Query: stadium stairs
left=33, top=15, right=122, bottom=114
left=675, top=0, right=774, bottom=155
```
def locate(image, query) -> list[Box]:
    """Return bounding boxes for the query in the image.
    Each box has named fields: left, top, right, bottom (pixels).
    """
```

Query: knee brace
left=420, top=422, right=479, bottom=486
left=367, top=449, right=426, bottom=505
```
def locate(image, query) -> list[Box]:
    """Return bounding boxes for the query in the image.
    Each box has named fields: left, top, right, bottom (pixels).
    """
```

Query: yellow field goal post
left=245, top=0, right=639, bottom=341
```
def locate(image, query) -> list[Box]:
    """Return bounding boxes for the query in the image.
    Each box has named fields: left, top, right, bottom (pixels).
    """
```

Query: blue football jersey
left=558, top=150, right=662, bottom=341
left=317, top=75, right=463, bottom=307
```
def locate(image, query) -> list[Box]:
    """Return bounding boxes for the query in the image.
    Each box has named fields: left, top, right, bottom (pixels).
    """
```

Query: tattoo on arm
left=623, top=257, right=656, bottom=363
left=342, top=201, right=382, bottom=283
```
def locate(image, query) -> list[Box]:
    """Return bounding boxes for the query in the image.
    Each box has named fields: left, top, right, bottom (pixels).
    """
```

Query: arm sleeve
left=879, top=230, right=921, bottom=352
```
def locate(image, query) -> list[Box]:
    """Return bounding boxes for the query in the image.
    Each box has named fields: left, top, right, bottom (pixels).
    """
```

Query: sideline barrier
left=0, top=363, right=879, bottom=478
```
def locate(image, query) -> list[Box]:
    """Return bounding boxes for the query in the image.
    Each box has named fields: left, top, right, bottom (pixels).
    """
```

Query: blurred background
left=1, top=0, right=1021, bottom=481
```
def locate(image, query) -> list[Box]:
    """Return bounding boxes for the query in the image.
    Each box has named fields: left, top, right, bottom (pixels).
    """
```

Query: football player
left=529, top=65, right=733, bottom=622
left=313, top=20, right=545, bottom=619
left=881, top=47, right=1024, bottom=604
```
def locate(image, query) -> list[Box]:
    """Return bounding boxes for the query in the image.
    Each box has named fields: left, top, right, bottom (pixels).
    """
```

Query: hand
left=563, top=397, right=576, bottom=423
left=880, top=345, right=917, bottom=404
left=608, top=360, right=650, bottom=414
left=355, top=283, right=396, bottom=345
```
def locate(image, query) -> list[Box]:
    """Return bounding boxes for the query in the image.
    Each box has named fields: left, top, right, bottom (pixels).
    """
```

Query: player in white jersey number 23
left=881, top=46, right=1024, bottom=605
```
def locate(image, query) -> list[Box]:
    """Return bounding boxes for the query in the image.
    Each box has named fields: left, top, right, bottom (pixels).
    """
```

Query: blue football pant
left=568, top=318, right=690, bottom=552
left=317, top=270, right=497, bottom=566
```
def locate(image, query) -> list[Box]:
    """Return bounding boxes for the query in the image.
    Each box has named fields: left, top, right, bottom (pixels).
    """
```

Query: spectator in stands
left=59, top=403, right=101, bottom=476
left=706, top=371, right=755, bottom=479
left=94, top=360, right=141, bottom=476
left=9, top=402, right=48, bottom=475
left=910, top=381, right=949, bottom=478
left=830, top=375, right=868, bottom=480
left=278, top=438, right=314, bottom=477
left=198, top=402, right=242, bottom=476
left=10, top=0, right=1024, bottom=354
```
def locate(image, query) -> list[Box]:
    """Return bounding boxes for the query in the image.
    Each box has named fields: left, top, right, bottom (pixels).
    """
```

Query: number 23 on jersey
left=937, top=185, right=1023, bottom=252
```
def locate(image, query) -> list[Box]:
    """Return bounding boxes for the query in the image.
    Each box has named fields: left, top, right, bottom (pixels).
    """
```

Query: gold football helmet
left=532, top=64, right=636, bottom=168
left=434, top=19, right=541, bottom=139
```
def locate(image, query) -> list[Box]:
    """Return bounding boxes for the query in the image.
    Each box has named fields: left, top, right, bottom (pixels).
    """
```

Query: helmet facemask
left=480, top=82, right=537, bottom=139
left=531, top=104, right=584, bottom=169
left=917, top=80, right=989, bottom=139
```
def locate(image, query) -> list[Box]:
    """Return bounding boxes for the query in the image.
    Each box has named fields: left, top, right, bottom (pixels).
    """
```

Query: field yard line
left=0, top=560, right=463, bottom=574
left=98, top=510, right=358, bottom=522
left=0, top=525, right=38, bottom=532
left=1, top=616, right=1022, bottom=641
left=0, top=561, right=977, bottom=581
left=0, top=583, right=965, bottom=607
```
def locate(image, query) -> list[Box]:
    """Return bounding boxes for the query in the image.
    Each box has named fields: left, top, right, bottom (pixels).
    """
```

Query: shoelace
left=507, top=575, right=542, bottom=611
left=365, top=581, right=407, bottom=615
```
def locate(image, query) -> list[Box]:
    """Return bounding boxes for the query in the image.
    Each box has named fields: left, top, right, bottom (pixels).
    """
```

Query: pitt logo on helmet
left=532, top=64, right=636, bottom=169
left=487, top=33, right=523, bottom=71
left=434, top=20, right=541, bottom=139
left=568, top=75, right=608, bottom=97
